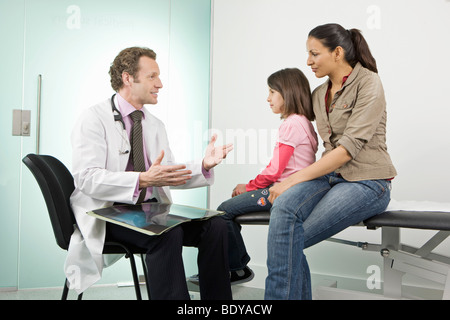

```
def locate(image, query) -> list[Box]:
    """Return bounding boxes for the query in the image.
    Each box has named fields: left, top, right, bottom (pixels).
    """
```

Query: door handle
left=36, top=74, right=42, bottom=154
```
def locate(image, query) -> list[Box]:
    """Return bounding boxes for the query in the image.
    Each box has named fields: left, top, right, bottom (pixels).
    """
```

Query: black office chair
left=22, top=153, right=151, bottom=300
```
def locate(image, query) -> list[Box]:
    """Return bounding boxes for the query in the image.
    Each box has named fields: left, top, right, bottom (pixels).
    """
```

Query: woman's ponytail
left=348, top=28, right=378, bottom=73
left=309, top=24, right=378, bottom=73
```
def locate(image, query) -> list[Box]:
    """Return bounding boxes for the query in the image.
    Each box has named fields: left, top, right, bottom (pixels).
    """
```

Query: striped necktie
left=130, top=110, right=146, bottom=204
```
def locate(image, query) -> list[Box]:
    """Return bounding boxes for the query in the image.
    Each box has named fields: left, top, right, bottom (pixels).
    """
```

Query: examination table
left=234, top=200, right=450, bottom=300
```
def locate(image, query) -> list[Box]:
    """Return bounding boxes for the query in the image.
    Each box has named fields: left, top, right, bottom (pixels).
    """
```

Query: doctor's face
left=129, top=56, right=163, bottom=106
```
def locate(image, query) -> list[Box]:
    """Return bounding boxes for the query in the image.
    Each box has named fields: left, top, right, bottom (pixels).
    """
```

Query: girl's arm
left=232, top=143, right=294, bottom=197
left=246, top=143, right=294, bottom=191
left=268, top=145, right=352, bottom=203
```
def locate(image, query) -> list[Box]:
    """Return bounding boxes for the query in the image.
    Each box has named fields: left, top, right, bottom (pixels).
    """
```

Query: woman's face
left=267, top=87, right=285, bottom=115
left=306, top=36, right=336, bottom=78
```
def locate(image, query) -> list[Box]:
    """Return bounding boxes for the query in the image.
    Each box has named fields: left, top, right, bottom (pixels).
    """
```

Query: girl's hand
left=232, top=184, right=247, bottom=197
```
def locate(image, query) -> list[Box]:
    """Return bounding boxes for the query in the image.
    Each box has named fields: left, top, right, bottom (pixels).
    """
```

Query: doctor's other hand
left=232, top=184, right=247, bottom=197
left=139, top=150, right=192, bottom=188
left=202, top=134, right=233, bottom=171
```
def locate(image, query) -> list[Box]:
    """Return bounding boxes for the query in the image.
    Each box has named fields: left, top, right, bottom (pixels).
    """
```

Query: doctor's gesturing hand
left=139, top=150, right=193, bottom=188
left=202, top=134, right=234, bottom=171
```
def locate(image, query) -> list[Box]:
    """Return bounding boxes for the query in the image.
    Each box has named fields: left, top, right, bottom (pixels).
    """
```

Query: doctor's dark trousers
left=105, top=216, right=232, bottom=300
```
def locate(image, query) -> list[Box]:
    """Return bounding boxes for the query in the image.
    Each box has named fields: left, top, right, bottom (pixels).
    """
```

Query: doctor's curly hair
left=109, top=47, right=157, bottom=92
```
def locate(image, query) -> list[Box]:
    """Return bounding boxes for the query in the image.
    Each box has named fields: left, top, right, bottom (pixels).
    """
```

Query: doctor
left=67, top=47, right=233, bottom=299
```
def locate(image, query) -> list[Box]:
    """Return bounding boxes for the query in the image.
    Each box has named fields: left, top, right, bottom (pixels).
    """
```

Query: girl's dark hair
left=308, top=23, right=378, bottom=73
left=268, top=68, right=315, bottom=121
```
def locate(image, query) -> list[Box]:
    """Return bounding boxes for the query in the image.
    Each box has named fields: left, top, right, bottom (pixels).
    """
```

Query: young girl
left=264, top=24, right=397, bottom=299
left=218, top=68, right=318, bottom=285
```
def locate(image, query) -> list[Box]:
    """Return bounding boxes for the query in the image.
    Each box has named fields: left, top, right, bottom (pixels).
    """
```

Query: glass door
left=19, top=0, right=172, bottom=289
left=0, top=0, right=26, bottom=290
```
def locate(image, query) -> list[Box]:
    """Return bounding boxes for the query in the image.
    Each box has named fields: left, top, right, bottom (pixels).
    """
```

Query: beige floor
left=0, top=283, right=264, bottom=300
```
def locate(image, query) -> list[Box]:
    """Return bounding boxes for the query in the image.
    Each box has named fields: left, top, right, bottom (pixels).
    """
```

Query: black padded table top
left=234, top=211, right=270, bottom=225
left=234, top=210, right=450, bottom=231
left=363, top=210, right=450, bottom=231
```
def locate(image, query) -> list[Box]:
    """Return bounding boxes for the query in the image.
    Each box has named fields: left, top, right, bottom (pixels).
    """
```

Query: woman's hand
left=268, top=181, right=290, bottom=203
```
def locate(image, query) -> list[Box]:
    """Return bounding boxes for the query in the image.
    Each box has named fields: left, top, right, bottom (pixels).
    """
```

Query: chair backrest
left=22, top=154, right=76, bottom=250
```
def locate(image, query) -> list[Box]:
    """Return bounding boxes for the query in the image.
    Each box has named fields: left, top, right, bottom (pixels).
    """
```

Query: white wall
left=210, top=0, right=450, bottom=292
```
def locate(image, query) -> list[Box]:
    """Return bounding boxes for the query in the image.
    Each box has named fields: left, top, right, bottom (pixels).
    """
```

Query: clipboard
left=87, top=202, right=224, bottom=236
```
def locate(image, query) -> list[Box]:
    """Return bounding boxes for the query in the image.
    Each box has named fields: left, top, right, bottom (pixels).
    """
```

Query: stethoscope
left=111, top=94, right=130, bottom=155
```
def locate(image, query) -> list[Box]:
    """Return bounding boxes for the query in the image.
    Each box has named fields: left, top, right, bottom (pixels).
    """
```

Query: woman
left=264, top=23, right=397, bottom=300
left=214, top=68, right=318, bottom=285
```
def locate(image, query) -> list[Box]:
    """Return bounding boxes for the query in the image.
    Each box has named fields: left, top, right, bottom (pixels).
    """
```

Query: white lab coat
left=65, top=96, right=214, bottom=294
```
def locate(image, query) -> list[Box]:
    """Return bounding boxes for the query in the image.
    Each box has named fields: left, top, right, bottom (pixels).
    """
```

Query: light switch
left=12, top=110, right=31, bottom=136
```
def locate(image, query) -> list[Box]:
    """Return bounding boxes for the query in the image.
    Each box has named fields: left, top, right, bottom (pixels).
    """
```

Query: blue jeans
left=218, top=188, right=272, bottom=271
left=264, top=172, right=391, bottom=300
